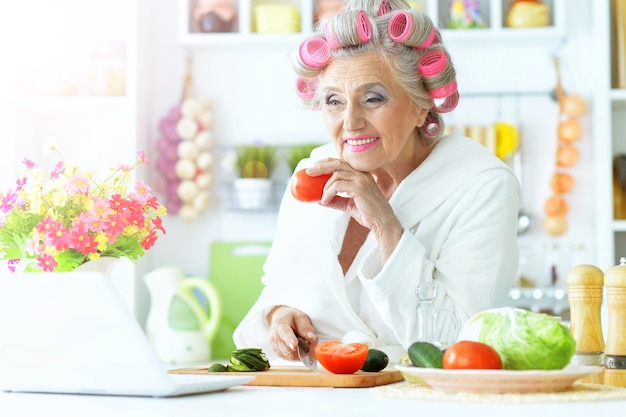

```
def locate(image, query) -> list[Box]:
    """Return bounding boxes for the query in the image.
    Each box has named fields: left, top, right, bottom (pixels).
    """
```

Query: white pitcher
left=144, top=266, right=221, bottom=363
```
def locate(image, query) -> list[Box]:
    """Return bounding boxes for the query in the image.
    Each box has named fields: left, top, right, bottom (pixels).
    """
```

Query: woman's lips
left=344, top=136, right=379, bottom=152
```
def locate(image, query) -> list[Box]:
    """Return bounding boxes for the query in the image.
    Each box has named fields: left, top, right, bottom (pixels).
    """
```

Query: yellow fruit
left=495, top=122, right=520, bottom=160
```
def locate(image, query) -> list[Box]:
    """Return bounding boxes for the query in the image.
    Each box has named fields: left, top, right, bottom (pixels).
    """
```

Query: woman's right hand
left=267, top=306, right=317, bottom=361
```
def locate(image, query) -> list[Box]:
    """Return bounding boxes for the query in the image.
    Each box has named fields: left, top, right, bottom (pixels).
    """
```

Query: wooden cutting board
left=169, top=366, right=404, bottom=388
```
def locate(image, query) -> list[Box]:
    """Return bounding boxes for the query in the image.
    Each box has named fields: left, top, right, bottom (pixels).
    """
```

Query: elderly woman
left=234, top=0, right=520, bottom=363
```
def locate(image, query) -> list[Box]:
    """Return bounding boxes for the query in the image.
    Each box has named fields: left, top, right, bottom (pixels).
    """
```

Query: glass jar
left=89, top=41, right=126, bottom=96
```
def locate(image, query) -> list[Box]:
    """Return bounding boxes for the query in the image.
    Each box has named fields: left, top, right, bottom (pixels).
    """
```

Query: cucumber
left=407, top=341, right=444, bottom=369
left=207, top=363, right=229, bottom=372
left=229, top=348, right=271, bottom=371
left=360, top=349, right=389, bottom=372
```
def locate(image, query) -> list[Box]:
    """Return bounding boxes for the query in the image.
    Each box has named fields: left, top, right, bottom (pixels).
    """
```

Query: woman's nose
left=343, top=103, right=365, bottom=131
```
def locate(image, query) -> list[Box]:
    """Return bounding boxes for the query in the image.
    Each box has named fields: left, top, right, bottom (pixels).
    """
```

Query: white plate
left=395, top=364, right=603, bottom=393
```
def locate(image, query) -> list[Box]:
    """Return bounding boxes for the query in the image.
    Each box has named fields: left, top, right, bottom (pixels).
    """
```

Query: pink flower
left=124, top=206, right=146, bottom=230
left=69, top=226, right=97, bottom=256
left=141, top=230, right=158, bottom=250
left=24, top=237, right=40, bottom=256
left=15, top=177, right=27, bottom=191
left=104, top=213, right=125, bottom=242
left=131, top=181, right=151, bottom=205
left=152, top=216, right=166, bottom=234
left=89, top=197, right=112, bottom=219
left=66, top=174, right=90, bottom=196
left=50, top=161, right=65, bottom=179
left=137, top=150, right=151, bottom=166
left=49, top=227, right=71, bottom=251
left=109, top=194, right=130, bottom=212
left=37, top=253, right=57, bottom=272
left=22, top=158, right=35, bottom=169
left=75, top=211, right=104, bottom=233
left=1, top=192, right=17, bottom=213
left=35, top=217, right=59, bottom=235
left=7, top=259, right=19, bottom=273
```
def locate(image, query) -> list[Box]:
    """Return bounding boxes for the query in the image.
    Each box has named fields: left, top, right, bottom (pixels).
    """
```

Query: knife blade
left=297, top=336, right=317, bottom=370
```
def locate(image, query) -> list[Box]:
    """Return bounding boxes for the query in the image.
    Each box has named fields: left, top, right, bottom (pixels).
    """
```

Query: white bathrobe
left=233, top=129, right=521, bottom=363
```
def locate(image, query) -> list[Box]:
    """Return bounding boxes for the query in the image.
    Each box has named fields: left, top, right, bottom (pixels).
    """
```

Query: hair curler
left=430, top=80, right=457, bottom=99
left=388, top=10, right=414, bottom=42
left=295, top=76, right=319, bottom=100
left=299, top=37, right=331, bottom=68
left=418, top=50, right=447, bottom=77
left=356, top=10, right=372, bottom=42
left=415, top=27, right=436, bottom=49
left=324, top=21, right=340, bottom=50
left=378, top=0, right=391, bottom=16
left=433, top=90, right=459, bottom=113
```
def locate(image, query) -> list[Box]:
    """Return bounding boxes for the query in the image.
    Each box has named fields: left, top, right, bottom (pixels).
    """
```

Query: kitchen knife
left=297, top=336, right=317, bottom=370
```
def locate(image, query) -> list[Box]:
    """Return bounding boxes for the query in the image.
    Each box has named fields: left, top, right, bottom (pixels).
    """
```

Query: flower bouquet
left=0, top=148, right=166, bottom=272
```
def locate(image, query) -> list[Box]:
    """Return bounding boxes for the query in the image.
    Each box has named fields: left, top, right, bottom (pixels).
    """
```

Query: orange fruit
left=550, top=172, right=574, bottom=193
left=544, top=195, right=568, bottom=216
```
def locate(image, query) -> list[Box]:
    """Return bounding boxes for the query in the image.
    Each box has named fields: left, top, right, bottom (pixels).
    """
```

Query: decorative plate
left=395, top=364, right=603, bottom=394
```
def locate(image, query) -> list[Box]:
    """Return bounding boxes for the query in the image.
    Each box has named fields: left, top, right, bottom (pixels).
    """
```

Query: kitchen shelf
left=180, top=0, right=566, bottom=46
left=16, top=96, right=131, bottom=111
left=611, top=88, right=626, bottom=104
left=613, top=220, right=626, bottom=232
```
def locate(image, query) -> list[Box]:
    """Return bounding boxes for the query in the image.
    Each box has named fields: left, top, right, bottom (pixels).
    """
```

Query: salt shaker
left=603, top=257, right=626, bottom=387
left=566, top=264, right=604, bottom=384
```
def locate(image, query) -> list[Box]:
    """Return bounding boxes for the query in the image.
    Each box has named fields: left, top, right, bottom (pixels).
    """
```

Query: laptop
left=0, top=270, right=254, bottom=397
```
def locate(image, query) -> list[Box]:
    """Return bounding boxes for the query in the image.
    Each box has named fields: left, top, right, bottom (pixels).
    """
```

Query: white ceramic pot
left=233, top=178, right=272, bottom=210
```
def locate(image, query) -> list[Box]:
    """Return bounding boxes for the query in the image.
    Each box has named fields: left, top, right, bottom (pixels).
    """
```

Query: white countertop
left=1, top=382, right=625, bottom=417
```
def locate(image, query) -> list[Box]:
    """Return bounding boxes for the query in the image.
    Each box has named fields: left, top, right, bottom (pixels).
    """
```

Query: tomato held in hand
left=314, top=341, right=369, bottom=374
left=442, top=341, right=503, bottom=370
left=290, top=169, right=332, bottom=202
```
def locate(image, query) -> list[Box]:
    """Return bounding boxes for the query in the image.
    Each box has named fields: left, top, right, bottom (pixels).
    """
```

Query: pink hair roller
left=416, top=28, right=436, bottom=49
left=299, top=37, right=331, bottom=68
left=378, top=0, right=391, bottom=16
left=430, top=80, right=457, bottom=99
left=418, top=50, right=447, bottom=77
left=388, top=10, right=413, bottom=42
left=424, top=116, right=441, bottom=137
left=433, top=90, right=459, bottom=113
left=295, top=76, right=318, bottom=100
left=324, top=21, right=340, bottom=50
left=356, top=11, right=372, bottom=42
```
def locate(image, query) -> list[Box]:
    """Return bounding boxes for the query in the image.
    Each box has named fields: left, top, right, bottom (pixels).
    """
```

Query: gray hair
left=291, top=0, right=458, bottom=143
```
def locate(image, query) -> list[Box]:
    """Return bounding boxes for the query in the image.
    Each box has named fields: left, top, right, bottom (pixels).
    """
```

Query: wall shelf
left=179, top=0, right=566, bottom=47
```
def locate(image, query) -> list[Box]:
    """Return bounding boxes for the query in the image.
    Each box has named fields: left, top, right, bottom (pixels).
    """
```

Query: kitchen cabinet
left=592, top=1, right=626, bottom=270
left=179, top=0, right=566, bottom=46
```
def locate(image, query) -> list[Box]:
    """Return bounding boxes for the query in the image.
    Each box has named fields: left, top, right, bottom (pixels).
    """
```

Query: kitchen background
left=0, top=0, right=624, bottom=330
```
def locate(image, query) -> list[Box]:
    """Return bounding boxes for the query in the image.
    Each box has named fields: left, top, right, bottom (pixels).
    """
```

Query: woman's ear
left=416, top=107, right=430, bottom=127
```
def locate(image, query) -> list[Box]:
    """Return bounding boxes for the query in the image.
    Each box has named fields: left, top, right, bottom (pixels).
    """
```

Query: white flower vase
left=74, top=257, right=120, bottom=277
left=9, top=256, right=120, bottom=276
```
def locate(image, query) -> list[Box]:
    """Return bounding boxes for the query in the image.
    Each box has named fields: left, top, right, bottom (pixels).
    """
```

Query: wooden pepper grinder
left=566, top=264, right=605, bottom=384
left=603, top=257, right=626, bottom=387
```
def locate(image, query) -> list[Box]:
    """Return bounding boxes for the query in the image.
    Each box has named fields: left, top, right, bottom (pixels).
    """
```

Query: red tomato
left=442, top=341, right=502, bottom=370
left=314, top=341, right=369, bottom=374
left=290, top=169, right=332, bottom=202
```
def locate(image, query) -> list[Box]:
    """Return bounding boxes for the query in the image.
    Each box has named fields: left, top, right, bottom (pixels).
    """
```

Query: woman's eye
left=365, top=93, right=386, bottom=103
left=325, top=95, right=342, bottom=106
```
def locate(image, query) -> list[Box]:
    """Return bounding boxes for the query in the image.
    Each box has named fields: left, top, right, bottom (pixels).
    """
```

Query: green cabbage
left=459, top=308, right=576, bottom=370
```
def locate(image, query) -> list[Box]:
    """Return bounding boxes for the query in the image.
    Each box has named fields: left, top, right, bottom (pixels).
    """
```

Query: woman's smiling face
left=320, top=52, right=428, bottom=178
